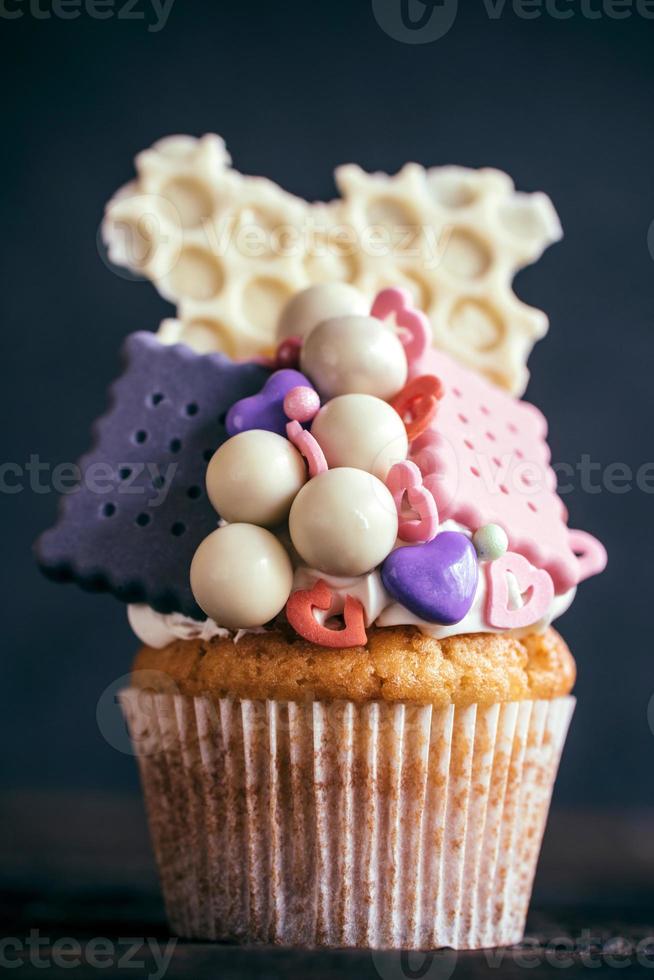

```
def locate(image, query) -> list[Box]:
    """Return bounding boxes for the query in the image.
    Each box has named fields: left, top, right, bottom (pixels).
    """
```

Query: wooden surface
left=1, top=792, right=653, bottom=978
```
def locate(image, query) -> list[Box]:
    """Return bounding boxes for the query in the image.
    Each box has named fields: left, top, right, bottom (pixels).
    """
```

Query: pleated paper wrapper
left=120, top=690, right=574, bottom=949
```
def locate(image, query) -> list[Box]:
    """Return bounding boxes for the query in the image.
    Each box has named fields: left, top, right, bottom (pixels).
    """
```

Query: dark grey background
left=1, top=0, right=652, bottom=808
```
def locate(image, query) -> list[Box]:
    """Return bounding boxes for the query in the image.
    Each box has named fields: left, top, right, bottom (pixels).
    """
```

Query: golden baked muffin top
left=132, top=625, right=575, bottom=708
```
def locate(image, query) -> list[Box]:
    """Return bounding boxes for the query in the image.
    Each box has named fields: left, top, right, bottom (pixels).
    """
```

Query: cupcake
left=37, top=281, right=606, bottom=950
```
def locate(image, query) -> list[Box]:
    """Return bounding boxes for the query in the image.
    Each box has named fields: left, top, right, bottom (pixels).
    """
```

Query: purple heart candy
left=381, top=531, right=479, bottom=625
left=226, top=369, right=313, bottom=437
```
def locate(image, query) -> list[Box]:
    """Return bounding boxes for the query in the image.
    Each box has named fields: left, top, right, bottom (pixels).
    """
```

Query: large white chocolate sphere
left=277, top=283, right=368, bottom=342
left=206, top=430, right=306, bottom=526
left=190, top=524, right=293, bottom=628
left=311, top=394, right=408, bottom=480
left=289, top=468, right=398, bottom=576
left=300, top=315, right=407, bottom=401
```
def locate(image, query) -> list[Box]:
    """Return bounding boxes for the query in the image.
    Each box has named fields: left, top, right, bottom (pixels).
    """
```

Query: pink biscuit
left=412, top=349, right=584, bottom=594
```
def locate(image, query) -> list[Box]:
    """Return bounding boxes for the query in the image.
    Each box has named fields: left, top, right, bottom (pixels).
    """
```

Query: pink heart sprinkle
left=370, top=287, right=431, bottom=372
left=386, top=460, right=438, bottom=544
left=486, top=551, right=555, bottom=630
left=286, top=420, right=327, bottom=478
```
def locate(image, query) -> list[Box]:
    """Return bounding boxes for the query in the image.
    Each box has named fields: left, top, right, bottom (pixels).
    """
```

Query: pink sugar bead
left=284, top=385, right=320, bottom=423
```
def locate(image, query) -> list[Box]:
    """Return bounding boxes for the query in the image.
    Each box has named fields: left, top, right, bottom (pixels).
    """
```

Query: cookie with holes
left=37, top=281, right=607, bottom=952
left=35, top=331, right=269, bottom=617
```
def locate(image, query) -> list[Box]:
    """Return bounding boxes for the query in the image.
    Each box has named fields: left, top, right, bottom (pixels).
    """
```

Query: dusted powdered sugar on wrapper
left=120, top=689, right=574, bottom=948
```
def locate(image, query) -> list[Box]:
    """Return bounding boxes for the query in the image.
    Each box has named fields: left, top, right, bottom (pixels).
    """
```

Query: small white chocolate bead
left=311, top=394, right=408, bottom=480
left=206, top=430, right=305, bottom=527
left=300, top=315, right=408, bottom=401
left=472, top=523, right=509, bottom=562
left=289, top=467, right=398, bottom=576
left=277, top=283, right=368, bottom=342
left=190, top=524, right=294, bottom=629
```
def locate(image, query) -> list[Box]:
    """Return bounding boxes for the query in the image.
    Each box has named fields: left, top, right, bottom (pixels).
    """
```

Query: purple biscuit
left=35, top=332, right=270, bottom=619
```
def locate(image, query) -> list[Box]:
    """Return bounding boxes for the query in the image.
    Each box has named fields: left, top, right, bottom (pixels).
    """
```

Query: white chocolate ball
left=277, top=283, right=368, bottom=342
left=472, top=523, right=509, bottom=562
left=206, top=430, right=305, bottom=527
left=311, top=394, right=408, bottom=480
left=190, top=524, right=293, bottom=628
left=289, top=468, right=398, bottom=576
left=300, top=315, right=408, bottom=401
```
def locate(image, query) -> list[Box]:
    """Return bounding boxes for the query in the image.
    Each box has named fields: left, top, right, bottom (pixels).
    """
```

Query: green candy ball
left=472, top=523, right=509, bottom=562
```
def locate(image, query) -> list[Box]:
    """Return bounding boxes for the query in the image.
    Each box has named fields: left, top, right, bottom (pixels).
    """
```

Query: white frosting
left=291, top=520, right=576, bottom=640
left=377, top=574, right=575, bottom=640
left=128, top=520, right=575, bottom=647
left=291, top=567, right=390, bottom=627
left=127, top=603, right=266, bottom=649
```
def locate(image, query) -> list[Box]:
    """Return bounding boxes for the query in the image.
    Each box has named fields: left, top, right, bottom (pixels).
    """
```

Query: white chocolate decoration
left=289, top=467, right=398, bottom=577
left=277, top=283, right=368, bottom=342
left=102, top=134, right=562, bottom=392
left=300, top=315, right=408, bottom=401
left=205, top=430, right=305, bottom=526
left=311, top=394, right=408, bottom=480
left=190, top=524, right=293, bottom=629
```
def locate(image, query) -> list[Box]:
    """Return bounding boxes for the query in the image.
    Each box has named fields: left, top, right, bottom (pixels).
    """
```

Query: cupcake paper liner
left=120, top=689, right=574, bottom=949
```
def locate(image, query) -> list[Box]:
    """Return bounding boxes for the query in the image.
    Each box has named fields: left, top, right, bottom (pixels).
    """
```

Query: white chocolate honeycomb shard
left=102, top=134, right=562, bottom=394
